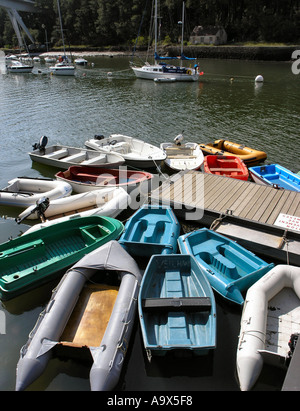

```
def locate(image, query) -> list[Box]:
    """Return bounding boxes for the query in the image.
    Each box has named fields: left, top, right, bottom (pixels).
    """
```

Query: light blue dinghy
left=15, top=241, right=141, bottom=391
left=119, top=204, right=180, bottom=256
left=138, top=254, right=216, bottom=360
left=178, top=228, right=274, bottom=305
left=249, top=164, right=300, bottom=192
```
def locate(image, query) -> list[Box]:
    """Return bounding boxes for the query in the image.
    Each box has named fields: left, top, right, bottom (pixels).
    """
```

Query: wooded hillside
left=0, top=0, right=299, bottom=49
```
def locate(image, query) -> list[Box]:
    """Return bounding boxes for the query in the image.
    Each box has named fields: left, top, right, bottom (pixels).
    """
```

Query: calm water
left=0, top=55, right=297, bottom=392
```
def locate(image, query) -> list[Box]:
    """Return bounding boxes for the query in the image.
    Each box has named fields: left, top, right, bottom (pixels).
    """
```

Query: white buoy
left=255, top=75, right=264, bottom=83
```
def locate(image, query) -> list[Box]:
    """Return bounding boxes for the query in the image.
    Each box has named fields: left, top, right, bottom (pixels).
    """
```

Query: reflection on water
left=0, top=56, right=298, bottom=391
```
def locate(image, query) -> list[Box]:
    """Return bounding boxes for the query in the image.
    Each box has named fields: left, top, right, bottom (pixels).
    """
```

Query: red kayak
left=203, top=155, right=249, bottom=181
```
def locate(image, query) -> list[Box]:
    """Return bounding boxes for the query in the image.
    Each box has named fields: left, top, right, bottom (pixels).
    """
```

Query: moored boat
left=236, top=264, right=300, bottom=391
left=17, top=187, right=130, bottom=225
left=138, top=254, right=216, bottom=360
left=6, top=59, right=33, bottom=73
left=161, top=135, right=204, bottom=171
left=49, top=61, right=75, bottom=76
left=85, top=134, right=166, bottom=169
left=119, top=204, right=180, bottom=256
left=15, top=241, right=141, bottom=391
left=0, top=215, right=124, bottom=300
left=131, top=1, right=201, bottom=82
left=0, top=177, right=72, bottom=207
left=199, top=139, right=267, bottom=166
left=178, top=228, right=274, bottom=305
left=29, top=141, right=124, bottom=169
left=249, top=164, right=300, bottom=192
left=203, top=155, right=249, bottom=180
left=55, top=166, right=153, bottom=194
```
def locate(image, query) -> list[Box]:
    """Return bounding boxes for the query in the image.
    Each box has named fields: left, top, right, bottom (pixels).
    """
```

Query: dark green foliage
left=0, top=0, right=299, bottom=48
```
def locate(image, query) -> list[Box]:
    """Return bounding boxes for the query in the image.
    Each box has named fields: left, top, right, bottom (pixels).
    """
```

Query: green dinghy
left=0, top=215, right=124, bottom=300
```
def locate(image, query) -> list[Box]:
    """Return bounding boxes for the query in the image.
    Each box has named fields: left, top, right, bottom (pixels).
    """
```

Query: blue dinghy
left=178, top=228, right=274, bottom=305
left=249, top=164, right=300, bottom=192
left=119, top=204, right=180, bottom=256
left=138, top=254, right=216, bottom=360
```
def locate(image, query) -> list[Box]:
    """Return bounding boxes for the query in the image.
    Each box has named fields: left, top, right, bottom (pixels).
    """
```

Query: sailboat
left=50, top=0, right=75, bottom=76
left=131, top=1, right=201, bottom=82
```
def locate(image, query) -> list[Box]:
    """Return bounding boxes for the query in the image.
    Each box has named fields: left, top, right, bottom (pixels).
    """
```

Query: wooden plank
left=229, top=183, right=262, bottom=216
left=204, top=176, right=234, bottom=208
left=59, top=283, right=119, bottom=348
left=207, top=177, right=243, bottom=211
left=265, top=190, right=295, bottom=225
left=258, top=189, right=286, bottom=224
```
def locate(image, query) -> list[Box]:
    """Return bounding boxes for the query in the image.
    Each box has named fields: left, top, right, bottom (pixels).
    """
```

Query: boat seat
left=209, top=168, right=240, bottom=172
left=142, top=297, right=211, bottom=312
left=143, top=221, right=165, bottom=242
left=44, top=148, right=69, bottom=159
left=81, top=156, right=105, bottom=165
left=61, top=152, right=86, bottom=163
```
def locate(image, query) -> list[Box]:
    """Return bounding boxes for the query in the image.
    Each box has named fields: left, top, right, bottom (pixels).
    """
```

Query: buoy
left=255, top=75, right=264, bottom=83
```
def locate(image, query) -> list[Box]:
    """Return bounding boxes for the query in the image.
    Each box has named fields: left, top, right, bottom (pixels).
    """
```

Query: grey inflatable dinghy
left=15, top=240, right=141, bottom=391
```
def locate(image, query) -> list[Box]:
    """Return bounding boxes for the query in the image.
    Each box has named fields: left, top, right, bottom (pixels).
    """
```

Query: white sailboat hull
left=132, top=65, right=199, bottom=82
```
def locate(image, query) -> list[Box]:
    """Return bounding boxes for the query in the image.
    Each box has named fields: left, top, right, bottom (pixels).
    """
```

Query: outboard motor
left=174, top=132, right=184, bottom=146
left=15, top=196, right=50, bottom=224
left=32, top=135, right=48, bottom=152
left=94, top=134, right=105, bottom=140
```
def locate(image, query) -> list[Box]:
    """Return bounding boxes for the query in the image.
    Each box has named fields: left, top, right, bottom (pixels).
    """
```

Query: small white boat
left=6, top=60, right=33, bottom=73
left=0, top=177, right=72, bottom=207
left=74, top=58, right=88, bottom=65
left=85, top=134, right=166, bottom=169
left=18, top=187, right=130, bottom=229
left=49, top=60, right=75, bottom=76
left=29, top=138, right=124, bottom=169
left=161, top=134, right=204, bottom=171
left=15, top=241, right=141, bottom=391
left=236, top=264, right=300, bottom=391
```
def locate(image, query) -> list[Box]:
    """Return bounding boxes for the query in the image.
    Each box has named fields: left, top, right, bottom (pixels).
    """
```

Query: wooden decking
left=150, top=170, right=300, bottom=265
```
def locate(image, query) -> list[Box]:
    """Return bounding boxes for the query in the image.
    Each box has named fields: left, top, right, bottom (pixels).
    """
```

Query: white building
left=190, top=26, right=227, bottom=45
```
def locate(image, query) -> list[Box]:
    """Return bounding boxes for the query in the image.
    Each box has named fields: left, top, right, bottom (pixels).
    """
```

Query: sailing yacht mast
left=181, top=2, right=185, bottom=57
left=57, top=0, right=66, bottom=57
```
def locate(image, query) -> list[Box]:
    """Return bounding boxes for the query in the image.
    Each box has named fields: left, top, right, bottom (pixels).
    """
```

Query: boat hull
left=199, top=140, right=267, bottom=166
left=0, top=215, right=124, bottom=300
left=29, top=145, right=124, bottom=169
left=203, top=155, right=249, bottom=180
left=132, top=66, right=199, bottom=82
left=119, top=204, right=180, bottom=256
left=249, top=164, right=300, bottom=192
left=178, top=228, right=274, bottom=305
left=55, top=166, right=153, bottom=194
left=236, top=265, right=300, bottom=391
left=15, top=241, right=141, bottom=391
left=161, top=142, right=204, bottom=171
left=138, top=254, right=216, bottom=359
left=49, top=65, right=75, bottom=76
left=18, top=187, right=130, bottom=225
left=85, top=134, right=166, bottom=169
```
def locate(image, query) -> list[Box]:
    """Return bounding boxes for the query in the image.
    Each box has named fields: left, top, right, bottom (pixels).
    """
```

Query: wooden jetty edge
left=150, top=170, right=300, bottom=266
